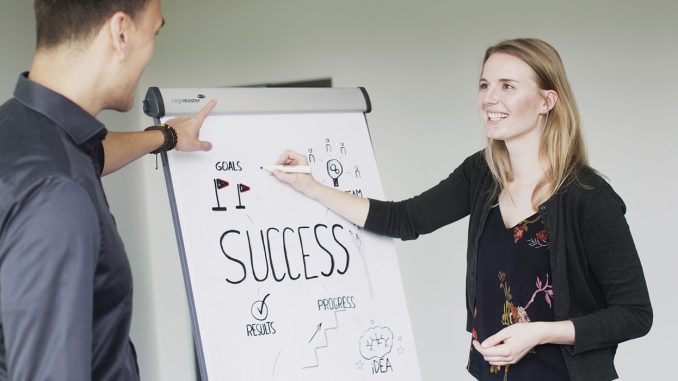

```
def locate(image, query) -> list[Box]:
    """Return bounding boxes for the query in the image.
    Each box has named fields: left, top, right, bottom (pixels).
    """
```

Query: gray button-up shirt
left=0, top=74, right=139, bottom=380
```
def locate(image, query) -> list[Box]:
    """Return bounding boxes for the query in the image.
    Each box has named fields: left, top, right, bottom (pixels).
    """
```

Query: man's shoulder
left=0, top=99, right=71, bottom=171
left=0, top=99, right=73, bottom=206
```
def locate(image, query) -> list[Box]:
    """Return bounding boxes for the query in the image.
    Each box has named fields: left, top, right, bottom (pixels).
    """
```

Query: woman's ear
left=542, top=90, right=559, bottom=114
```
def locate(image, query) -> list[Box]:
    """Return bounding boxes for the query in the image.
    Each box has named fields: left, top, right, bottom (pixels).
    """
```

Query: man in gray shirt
left=0, top=0, right=213, bottom=379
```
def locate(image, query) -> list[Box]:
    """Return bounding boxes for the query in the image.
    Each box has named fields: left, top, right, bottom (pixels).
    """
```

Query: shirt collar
left=13, top=72, right=108, bottom=149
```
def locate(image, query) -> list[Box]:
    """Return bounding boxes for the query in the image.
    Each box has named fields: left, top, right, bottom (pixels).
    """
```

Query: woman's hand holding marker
left=270, top=150, right=322, bottom=199
left=270, top=149, right=370, bottom=227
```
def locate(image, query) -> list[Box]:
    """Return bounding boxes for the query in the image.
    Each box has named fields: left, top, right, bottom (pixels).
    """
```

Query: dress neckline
left=495, top=205, right=540, bottom=230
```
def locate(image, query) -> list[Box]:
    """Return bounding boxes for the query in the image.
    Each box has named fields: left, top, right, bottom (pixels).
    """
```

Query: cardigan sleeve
left=363, top=152, right=481, bottom=240
left=570, top=184, right=652, bottom=355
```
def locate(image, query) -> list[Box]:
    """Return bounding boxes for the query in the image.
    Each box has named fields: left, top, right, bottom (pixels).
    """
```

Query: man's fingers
left=199, top=140, right=213, bottom=151
left=195, top=100, right=217, bottom=122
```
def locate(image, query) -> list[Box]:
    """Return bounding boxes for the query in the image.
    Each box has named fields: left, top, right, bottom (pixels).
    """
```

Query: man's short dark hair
left=34, top=0, right=151, bottom=49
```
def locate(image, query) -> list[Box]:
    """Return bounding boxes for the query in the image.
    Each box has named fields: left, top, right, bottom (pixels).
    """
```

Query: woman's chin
left=484, top=126, right=506, bottom=141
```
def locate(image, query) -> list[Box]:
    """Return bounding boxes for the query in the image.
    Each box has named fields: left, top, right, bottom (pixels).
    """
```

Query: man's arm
left=101, top=100, right=216, bottom=176
left=0, top=176, right=100, bottom=380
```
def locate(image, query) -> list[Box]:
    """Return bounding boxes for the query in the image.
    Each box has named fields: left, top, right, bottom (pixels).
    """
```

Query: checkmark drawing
left=258, top=294, right=271, bottom=315
left=251, top=294, right=271, bottom=321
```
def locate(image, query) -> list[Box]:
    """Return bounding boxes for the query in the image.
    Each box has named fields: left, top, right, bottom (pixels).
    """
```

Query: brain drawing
left=359, top=326, right=394, bottom=360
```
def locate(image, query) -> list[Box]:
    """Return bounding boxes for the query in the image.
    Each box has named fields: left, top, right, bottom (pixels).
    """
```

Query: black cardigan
left=364, top=151, right=652, bottom=381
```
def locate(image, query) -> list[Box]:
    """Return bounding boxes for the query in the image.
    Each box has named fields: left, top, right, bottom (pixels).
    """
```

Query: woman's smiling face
left=478, top=53, right=549, bottom=145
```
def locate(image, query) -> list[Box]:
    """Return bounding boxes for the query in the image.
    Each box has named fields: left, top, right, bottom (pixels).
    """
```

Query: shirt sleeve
left=569, top=184, right=653, bottom=355
left=0, top=176, right=100, bottom=380
left=364, top=153, right=478, bottom=240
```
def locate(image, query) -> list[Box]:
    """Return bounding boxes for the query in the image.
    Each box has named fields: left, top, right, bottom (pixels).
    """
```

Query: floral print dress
left=467, top=206, right=570, bottom=381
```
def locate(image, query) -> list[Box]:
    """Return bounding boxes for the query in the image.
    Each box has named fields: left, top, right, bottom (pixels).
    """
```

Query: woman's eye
left=503, top=83, right=514, bottom=90
left=479, top=83, right=489, bottom=90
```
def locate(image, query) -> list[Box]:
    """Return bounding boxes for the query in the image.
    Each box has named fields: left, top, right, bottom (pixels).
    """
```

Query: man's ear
left=108, top=12, right=132, bottom=59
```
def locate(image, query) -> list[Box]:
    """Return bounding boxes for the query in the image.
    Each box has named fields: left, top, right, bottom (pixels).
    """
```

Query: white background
left=1, top=1, right=675, bottom=380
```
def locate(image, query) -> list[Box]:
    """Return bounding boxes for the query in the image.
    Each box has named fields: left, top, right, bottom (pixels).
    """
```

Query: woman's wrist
left=305, top=179, right=326, bottom=201
left=536, top=321, right=575, bottom=345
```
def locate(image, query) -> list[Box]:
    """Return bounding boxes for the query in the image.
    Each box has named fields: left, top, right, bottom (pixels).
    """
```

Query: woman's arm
left=568, top=184, right=652, bottom=354
left=271, top=150, right=369, bottom=226
left=272, top=150, right=480, bottom=239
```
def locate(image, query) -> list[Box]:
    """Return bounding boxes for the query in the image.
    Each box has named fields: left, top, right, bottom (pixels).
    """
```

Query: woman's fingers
left=275, top=149, right=309, bottom=165
left=473, top=339, right=525, bottom=365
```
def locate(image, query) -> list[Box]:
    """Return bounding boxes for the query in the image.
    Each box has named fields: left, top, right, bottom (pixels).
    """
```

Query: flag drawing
left=236, top=183, right=251, bottom=209
left=212, top=178, right=229, bottom=211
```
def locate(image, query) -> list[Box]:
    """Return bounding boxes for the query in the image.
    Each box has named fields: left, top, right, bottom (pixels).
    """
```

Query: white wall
left=2, top=0, right=676, bottom=380
left=0, top=1, right=33, bottom=94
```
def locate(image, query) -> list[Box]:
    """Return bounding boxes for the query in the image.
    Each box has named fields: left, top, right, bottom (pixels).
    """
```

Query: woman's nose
left=484, top=85, right=502, bottom=105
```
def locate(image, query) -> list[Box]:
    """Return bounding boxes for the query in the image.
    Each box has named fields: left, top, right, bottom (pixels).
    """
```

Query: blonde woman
left=272, top=38, right=652, bottom=381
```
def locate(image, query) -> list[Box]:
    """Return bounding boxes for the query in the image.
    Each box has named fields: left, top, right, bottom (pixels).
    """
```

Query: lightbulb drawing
left=327, top=159, right=344, bottom=187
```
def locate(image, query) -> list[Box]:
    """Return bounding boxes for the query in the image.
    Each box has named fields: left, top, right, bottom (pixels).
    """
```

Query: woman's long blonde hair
left=483, top=38, right=589, bottom=209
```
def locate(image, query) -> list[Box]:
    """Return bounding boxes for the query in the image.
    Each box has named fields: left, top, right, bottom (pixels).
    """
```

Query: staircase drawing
left=302, top=309, right=347, bottom=369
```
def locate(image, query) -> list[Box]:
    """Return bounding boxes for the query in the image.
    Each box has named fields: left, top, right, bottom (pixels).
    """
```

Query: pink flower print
left=516, top=306, right=531, bottom=323
left=509, top=303, right=520, bottom=324
left=528, top=229, right=549, bottom=248
left=507, top=302, right=532, bottom=325
left=513, top=225, right=527, bottom=243
left=525, top=274, right=554, bottom=310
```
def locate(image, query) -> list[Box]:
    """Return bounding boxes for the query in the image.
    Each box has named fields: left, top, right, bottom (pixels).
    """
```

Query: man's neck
left=28, top=46, right=107, bottom=117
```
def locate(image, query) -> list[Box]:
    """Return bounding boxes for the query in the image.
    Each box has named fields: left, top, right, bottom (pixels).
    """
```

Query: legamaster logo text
left=172, top=97, right=202, bottom=104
